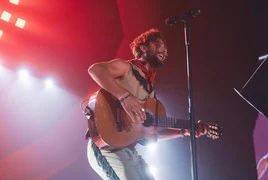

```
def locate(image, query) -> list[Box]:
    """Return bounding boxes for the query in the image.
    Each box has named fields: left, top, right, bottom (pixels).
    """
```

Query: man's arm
left=157, top=120, right=208, bottom=140
left=88, top=59, right=130, bottom=99
left=88, top=59, right=146, bottom=126
left=157, top=129, right=185, bottom=140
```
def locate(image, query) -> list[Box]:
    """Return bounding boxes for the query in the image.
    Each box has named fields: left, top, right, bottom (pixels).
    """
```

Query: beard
left=145, top=50, right=164, bottom=68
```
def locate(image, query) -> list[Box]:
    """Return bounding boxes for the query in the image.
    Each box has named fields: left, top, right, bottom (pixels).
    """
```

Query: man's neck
left=138, top=58, right=154, bottom=72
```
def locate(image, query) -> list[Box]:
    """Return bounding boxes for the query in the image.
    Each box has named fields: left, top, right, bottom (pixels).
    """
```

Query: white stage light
left=15, top=18, right=26, bottom=29
left=149, top=166, right=157, bottom=177
left=1, top=11, right=12, bottom=22
left=146, top=142, right=157, bottom=154
left=10, top=0, right=20, bottom=5
left=44, top=78, right=54, bottom=89
left=18, top=68, right=30, bottom=81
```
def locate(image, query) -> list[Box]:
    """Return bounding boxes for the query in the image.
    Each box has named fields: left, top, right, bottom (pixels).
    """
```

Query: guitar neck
left=153, top=116, right=191, bottom=129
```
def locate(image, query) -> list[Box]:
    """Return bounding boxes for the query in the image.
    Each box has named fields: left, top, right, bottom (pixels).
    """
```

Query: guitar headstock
left=205, top=122, right=223, bottom=140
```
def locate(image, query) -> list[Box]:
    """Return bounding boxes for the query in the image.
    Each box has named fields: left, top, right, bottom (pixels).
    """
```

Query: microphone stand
left=183, top=20, right=198, bottom=180
left=165, top=10, right=200, bottom=180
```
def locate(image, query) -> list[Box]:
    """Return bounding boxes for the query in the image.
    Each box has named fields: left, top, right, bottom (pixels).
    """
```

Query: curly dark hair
left=129, top=28, right=164, bottom=59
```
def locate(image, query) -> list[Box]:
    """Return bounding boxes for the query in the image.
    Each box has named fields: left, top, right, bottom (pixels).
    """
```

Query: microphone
left=165, top=10, right=201, bottom=26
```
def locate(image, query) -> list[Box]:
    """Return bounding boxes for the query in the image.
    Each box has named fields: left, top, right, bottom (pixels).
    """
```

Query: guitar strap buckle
left=84, top=106, right=99, bottom=140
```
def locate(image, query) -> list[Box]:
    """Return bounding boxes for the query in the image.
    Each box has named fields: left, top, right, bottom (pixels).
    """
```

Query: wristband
left=118, top=92, right=131, bottom=102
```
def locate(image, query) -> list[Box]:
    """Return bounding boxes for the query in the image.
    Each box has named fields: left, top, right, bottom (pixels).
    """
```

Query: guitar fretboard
left=153, top=115, right=191, bottom=129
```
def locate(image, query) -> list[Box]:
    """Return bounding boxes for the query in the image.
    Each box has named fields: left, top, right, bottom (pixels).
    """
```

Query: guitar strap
left=129, top=60, right=155, bottom=95
left=84, top=106, right=99, bottom=140
left=84, top=92, right=100, bottom=141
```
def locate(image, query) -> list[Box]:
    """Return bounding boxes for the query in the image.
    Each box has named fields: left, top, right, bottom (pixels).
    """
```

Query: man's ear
left=140, top=45, right=148, bottom=53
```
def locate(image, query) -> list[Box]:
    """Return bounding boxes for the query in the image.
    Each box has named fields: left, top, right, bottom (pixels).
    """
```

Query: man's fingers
left=130, top=106, right=145, bottom=122
left=132, top=112, right=143, bottom=123
left=130, top=115, right=136, bottom=123
left=135, top=108, right=146, bottom=121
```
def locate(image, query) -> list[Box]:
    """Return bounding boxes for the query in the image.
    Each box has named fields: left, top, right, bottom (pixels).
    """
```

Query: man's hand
left=195, top=120, right=208, bottom=137
left=120, top=94, right=146, bottom=131
left=182, top=120, right=208, bottom=138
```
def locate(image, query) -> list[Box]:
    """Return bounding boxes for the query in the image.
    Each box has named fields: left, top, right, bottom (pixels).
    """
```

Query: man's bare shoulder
left=106, top=59, right=131, bottom=77
left=107, top=58, right=130, bottom=66
left=89, top=59, right=131, bottom=78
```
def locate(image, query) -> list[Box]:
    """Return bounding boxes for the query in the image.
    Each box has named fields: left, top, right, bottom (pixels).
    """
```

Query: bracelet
left=118, top=92, right=131, bottom=102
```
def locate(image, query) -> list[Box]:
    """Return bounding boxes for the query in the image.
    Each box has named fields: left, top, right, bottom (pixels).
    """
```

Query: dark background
left=0, top=0, right=267, bottom=179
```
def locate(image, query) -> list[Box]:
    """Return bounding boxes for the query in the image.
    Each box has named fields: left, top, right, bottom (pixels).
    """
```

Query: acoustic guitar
left=92, top=89, right=222, bottom=148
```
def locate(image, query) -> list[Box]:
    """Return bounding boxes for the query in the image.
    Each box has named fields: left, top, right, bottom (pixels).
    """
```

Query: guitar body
left=94, top=89, right=166, bottom=148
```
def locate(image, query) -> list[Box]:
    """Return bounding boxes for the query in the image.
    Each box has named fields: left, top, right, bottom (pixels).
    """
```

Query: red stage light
left=0, top=30, right=3, bottom=38
left=15, top=18, right=26, bottom=29
left=1, top=11, right=12, bottom=22
left=9, top=0, right=20, bottom=5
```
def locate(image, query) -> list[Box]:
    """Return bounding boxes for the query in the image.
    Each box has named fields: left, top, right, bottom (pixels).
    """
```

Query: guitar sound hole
left=143, top=112, right=154, bottom=127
